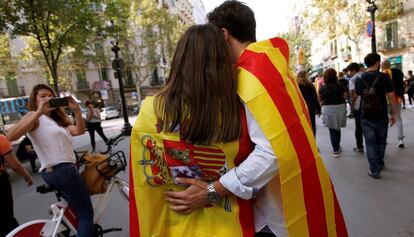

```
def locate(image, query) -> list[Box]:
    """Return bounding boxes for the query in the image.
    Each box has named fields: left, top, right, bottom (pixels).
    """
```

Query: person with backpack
left=355, top=53, right=396, bottom=179
left=381, top=60, right=405, bottom=148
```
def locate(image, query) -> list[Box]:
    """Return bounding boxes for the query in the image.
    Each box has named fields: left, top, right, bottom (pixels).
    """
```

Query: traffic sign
left=112, top=58, right=125, bottom=70
left=367, top=20, right=374, bottom=37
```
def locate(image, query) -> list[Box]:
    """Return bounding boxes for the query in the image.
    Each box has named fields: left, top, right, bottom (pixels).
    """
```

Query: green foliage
left=280, top=31, right=312, bottom=73
left=0, top=0, right=130, bottom=92
left=377, top=0, right=407, bottom=21
left=0, top=33, right=18, bottom=78
left=123, top=0, right=184, bottom=85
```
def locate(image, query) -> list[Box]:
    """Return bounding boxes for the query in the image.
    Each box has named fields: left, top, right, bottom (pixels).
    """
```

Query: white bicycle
left=7, top=134, right=129, bottom=237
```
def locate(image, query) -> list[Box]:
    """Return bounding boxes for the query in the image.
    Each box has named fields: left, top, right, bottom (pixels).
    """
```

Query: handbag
left=81, top=153, right=108, bottom=195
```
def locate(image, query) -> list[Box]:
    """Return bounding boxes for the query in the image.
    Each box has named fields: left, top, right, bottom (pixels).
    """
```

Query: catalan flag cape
left=383, top=69, right=401, bottom=104
left=237, top=38, right=348, bottom=237
left=130, top=96, right=255, bottom=237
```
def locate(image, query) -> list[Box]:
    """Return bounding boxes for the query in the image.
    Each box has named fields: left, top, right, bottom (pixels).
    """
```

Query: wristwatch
left=206, top=182, right=221, bottom=204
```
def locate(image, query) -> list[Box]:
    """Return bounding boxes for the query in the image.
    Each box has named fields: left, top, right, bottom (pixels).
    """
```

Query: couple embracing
left=130, top=1, right=348, bottom=237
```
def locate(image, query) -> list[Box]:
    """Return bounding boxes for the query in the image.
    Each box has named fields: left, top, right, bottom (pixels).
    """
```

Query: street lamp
left=110, top=20, right=132, bottom=136
left=366, top=0, right=378, bottom=53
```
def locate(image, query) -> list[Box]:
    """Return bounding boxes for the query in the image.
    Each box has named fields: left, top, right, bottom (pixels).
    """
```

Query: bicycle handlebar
left=101, top=131, right=125, bottom=155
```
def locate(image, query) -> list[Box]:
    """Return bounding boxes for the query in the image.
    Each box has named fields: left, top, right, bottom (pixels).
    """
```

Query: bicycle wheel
left=6, top=219, right=69, bottom=237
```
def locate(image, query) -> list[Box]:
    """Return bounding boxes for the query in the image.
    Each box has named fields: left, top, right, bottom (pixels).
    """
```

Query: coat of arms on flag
left=139, top=135, right=228, bottom=187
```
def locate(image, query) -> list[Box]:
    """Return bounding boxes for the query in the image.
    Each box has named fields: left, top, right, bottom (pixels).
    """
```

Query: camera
left=48, top=97, right=69, bottom=107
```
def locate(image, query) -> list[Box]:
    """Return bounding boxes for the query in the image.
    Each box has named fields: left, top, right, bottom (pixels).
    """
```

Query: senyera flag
left=236, top=37, right=348, bottom=237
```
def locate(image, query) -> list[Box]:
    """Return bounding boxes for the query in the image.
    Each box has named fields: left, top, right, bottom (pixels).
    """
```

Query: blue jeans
left=41, top=163, right=94, bottom=237
left=361, top=118, right=389, bottom=174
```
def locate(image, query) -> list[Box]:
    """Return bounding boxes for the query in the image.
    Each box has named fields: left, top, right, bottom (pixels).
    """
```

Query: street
left=8, top=109, right=414, bottom=237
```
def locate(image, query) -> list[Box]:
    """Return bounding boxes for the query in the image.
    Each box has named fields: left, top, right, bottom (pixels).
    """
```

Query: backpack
left=361, top=77, right=383, bottom=115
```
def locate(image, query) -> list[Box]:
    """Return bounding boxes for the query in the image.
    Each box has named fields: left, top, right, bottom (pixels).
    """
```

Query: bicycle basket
left=96, top=151, right=127, bottom=180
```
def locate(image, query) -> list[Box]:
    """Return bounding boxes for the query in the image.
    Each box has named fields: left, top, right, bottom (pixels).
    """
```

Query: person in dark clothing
left=0, top=134, right=32, bottom=237
left=381, top=60, right=405, bottom=148
left=319, top=68, right=347, bottom=157
left=297, top=70, right=321, bottom=136
left=406, top=70, right=414, bottom=105
left=16, top=136, right=38, bottom=172
left=347, top=62, right=364, bottom=152
left=85, top=100, right=108, bottom=152
left=355, top=53, right=396, bottom=179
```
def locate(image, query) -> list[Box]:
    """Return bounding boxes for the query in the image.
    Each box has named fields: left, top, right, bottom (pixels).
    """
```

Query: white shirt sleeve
left=219, top=104, right=278, bottom=200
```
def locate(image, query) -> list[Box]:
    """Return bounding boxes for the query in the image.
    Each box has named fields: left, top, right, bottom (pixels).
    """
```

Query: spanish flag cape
left=237, top=38, right=348, bottom=237
left=129, top=97, right=255, bottom=237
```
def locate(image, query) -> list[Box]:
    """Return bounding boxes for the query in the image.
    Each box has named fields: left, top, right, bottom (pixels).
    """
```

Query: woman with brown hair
left=297, top=70, right=321, bottom=136
left=130, top=24, right=255, bottom=236
left=319, top=69, right=347, bottom=157
left=85, top=100, right=108, bottom=152
left=6, top=84, right=93, bottom=237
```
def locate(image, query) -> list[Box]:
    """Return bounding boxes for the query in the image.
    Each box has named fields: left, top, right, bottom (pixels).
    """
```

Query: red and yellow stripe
left=236, top=38, right=348, bottom=237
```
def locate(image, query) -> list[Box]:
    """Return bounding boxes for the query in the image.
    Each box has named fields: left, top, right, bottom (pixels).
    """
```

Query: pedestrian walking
left=355, top=53, right=396, bottom=179
left=319, top=68, right=347, bottom=158
left=381, top=60, right=405, bottom=148
left=406, top=70, right=414, bottom=106
left=297, top=70, right=321, bottom=136
left=0, top=134, right=32, bottom=237
left=347, top=62, right=365, bottom=152
left=85, top=100, right=108, bottom=152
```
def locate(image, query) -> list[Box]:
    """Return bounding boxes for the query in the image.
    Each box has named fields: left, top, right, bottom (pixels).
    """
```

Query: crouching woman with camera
left=6, top=84, right=94, bottom=237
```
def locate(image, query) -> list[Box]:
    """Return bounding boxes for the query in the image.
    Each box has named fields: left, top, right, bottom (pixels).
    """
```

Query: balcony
left=76, top=81, right=90, bottom=91
left=0, top=86, right=26, bottom=98
left=377, top=39, right=406, bottom=52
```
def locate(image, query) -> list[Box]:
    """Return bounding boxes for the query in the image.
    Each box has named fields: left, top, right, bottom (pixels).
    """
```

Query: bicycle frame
left=7, top=134, right=129, bottom=237
left=93, top=175, right=129, bottom=224
left=6, top=200, right=77, bottom=237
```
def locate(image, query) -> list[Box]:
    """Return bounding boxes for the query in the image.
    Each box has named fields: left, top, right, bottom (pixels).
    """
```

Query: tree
left=0, top=33, right=18, bottom=79
left=115, top=0, right=184, bottom=102
left=280, top=31, right=312, bottom=73
left=0, top=0, right=129, bottom=93
left=377, top=0, right=407, bottom=22
left=308, top=0, right=408, bottom=62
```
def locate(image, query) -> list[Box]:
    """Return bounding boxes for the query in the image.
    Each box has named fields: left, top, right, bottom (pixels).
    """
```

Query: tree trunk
left=51, top=63, right=59, bottom=94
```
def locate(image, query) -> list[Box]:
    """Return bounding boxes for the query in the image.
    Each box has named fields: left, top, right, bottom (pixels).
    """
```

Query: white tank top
left=27, top=115, right=76, bottom=171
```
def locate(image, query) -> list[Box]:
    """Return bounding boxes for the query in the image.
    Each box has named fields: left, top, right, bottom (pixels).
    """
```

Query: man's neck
left=230, top=37, right=252, bottom=62
left=366, top=66, right=378, bottom=72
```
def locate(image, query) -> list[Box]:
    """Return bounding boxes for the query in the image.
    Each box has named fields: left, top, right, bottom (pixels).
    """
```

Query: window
left=76, top=70, right=88, bottom=89
left=385, top=22, right=398, bottom=48
left=124, top=68, right=134, bottom=86
left=6, top=73, right=19, bottom=97
left=101, top=68, right=108, bottom=81
left=330, top=39, right=338, bottom=59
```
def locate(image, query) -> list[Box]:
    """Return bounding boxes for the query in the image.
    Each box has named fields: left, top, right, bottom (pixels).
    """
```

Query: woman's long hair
left=297, top=70, right=311, bottom=85
left=28, top=84, right=72, bottom=127
left=154, top=24, right=241, bottom=145
left=323, top=68, right=338, bottom=84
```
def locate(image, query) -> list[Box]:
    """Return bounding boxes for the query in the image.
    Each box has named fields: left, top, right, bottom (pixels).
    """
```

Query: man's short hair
left=364, top=53, right=381, bottom=68
left=347, top=63, right=360, bottom=72
left=207, top=0, right=256, bottom=43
